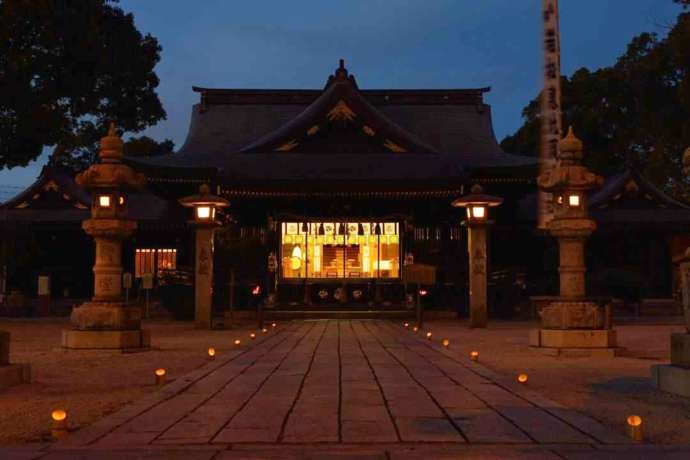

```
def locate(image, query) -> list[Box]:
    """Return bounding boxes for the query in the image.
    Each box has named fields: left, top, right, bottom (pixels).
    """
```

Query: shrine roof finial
left=335, top=58, right=348, bottom=79
left=99, top=121, right=123, bottom=162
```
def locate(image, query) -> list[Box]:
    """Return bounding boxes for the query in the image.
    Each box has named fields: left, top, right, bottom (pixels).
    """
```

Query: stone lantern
left=651, top=147, right=690, bottom=397
left=452, top=184, right=503, bottom=328
left=62, top=124, right=148, bottom=349
left=530, top=127, right=617, bottom=354
left=179, top=184, right=229, bottom=329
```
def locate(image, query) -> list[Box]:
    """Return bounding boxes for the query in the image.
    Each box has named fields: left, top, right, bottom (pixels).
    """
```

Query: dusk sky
left=0, top=0, right=684, bottom=192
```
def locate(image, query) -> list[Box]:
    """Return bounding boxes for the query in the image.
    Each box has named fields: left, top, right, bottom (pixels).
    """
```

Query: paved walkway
left=6, top=320, right=690, bottom=459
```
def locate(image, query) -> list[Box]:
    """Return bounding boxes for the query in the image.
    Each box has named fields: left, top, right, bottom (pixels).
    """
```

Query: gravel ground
left=0, top=318, right=260, bottom=445
left=420, top=319, right=690, bottom=444
left=1, top=318, right=689, bottom=445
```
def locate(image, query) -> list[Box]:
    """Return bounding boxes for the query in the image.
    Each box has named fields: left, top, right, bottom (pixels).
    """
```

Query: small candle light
left=250, top=333, right=256, bottom=340
left=470, top=351, right=479, bottom=362
left=51, top=409, right=68, bottom=439
left=404, top=322, right=409, bottom=328
left=208, top=347, right=216, bottom=360
left=412, top=326, right=419, bottom=333
left=426, top=331, right=433, bottom=340
left=517, top=373, right=528, bottom=384
left=626, top=415, right=643, bottom=441
left=155, top=368, right=166, bottom=385
left=272, top=322, right=277, bottom=328
left=262, top=328, right=268, bottom=333
left=234, top=339, right=241, bottom=346
left=442, top=338, right=450, bottom=348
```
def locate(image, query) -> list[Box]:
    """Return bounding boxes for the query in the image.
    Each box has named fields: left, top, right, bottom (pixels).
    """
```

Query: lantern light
left=412, top=326, right=419, bottom=333
left=252, top=285, right=261, bottom=296
left=426, top=331, right=433, bottom=340
left=418, top=289, right=428, bottom=297
left=118, top=195, right=125, bottom=206
left=250, top=333, right=256, bottom=340
left=626, top=415, right=643, bottom=441
left=98, top=195, right=111, bottom=208
left=451, top=184, right=503, bottom=224
left=51, top=409, right=68, bottom=439
left=404, top=322, right=409, bottom=328
left=196, top=206, right=211, bottom=220
left=442, top=338, right=450, bottom=348
left=208, top=347, right=216, bottom=360
left=234, top=339, right=241, bottom=347
left=517, top=373, right=528, bottom=384
left=471, top=205, right=486, bottom=220
left=179, top=184, right=229, bottom=223
left=262, top=328, right=268, bottom=333
left=470, top=351, right=479, bottom=362
left=155, top=368, right=166, bottom=385
left=568, top=194, right=581, bottom=207
left=272, top=322, right=277, bottom=328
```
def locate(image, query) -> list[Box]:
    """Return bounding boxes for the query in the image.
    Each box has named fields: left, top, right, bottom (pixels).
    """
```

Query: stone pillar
left=557, top=234, right=586, bottom=299
left=62, top=124, right=149, bottom=350
left=194, top=226, right=214, bottom=329
left=468, top=224, right=488, bottom=328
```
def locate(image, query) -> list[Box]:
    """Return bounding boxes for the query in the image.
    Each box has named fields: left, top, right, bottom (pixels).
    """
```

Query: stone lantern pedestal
left=651, top=231, right=690, bottom=396
left=0, top=330, right=31, bottom=390
left=529, top=128, right=617, bottom=356
left=62, top=124, right=149, bottom=350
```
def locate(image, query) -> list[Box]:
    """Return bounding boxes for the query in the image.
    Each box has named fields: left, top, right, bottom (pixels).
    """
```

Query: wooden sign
left=38, top=275, right=50, bottom=296
left=403, top=264, right=436, bottom=285
left=142, top=273, right=154, bottom=290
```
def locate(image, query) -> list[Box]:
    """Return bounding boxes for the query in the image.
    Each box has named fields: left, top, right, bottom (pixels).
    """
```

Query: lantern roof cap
left=451, top=184, right=503, bottom=208
left=179, top=183, right=229, bottom=208
left=558, top=126, right=583, bottom=158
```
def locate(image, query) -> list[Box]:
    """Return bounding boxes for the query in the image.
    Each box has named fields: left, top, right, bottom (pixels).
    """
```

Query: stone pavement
left=4, top=320, right=690, bottom=459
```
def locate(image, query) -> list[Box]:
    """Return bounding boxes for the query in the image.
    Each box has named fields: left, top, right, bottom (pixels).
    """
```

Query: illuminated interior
left=135, top=248, right=177, bottom=278
left=280, top=221, right=400, bottom=279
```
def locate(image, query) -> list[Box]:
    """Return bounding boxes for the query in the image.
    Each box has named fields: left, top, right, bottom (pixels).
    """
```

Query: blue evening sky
left=0, top=0, right=684, bottom=191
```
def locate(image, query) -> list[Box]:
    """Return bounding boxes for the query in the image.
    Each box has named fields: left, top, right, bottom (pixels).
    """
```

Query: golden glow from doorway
left=280, top=221, right=400, bottom=279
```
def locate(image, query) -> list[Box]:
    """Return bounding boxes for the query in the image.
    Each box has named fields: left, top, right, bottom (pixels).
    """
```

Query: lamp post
left=452, top=184, right=502, bottom=328
left=179, top=184, right=229, bottom=329
left=532, top=127, right=616, bottom=353
left=62, top=124, right=148, bottom=349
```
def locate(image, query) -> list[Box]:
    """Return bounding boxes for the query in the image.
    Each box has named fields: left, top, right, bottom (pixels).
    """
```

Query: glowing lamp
left=626, top=415, right=643, bottom=441
left=118, top=195, right=125, bottom=206
left=451, top=184, right=503, bottom=224
left=51, top=409, right=68, bottom=439
left=250, top=333, right=256, bottom=340
left=234, top=339, right=241, bottom=346
left=97, top=194, right=111, bottom=208
left=412, top=326, right=419, bottom=333
left=517, top=373, right=528, bottom=384
left=426, top=331, right=433, bottom=340
left=179, top=184, right=229, bottom=224
left=252, top=285, right=261, bottom=296
left=208, top=347, right=216, bottom=360
left=471, top=205, right=486, bottom=220
left=418, top=289, right=428, bottom=297
left=155, top=368, right=166, bottom=385
left=442, top=338, right=450, bottom=348
left=262, top=328, right=268, bottom=333
left=470, top=351, right=479, bottom=362
left=272, top=322, right=277, bottom=328
left=404, top=322, right=409, bottom=328
left=568, top=194, right=581, bottom=207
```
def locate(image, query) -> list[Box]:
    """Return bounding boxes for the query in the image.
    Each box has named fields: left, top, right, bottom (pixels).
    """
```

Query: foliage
left=0, top=0, right=166, bottom=170
left=501, top=10, right=690, bottom=198
left=124, top=136, right=174, bottom=157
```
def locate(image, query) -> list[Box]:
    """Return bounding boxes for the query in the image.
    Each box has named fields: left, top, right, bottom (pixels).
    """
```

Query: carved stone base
left=0, top=363, right=31, bottom=390
left=539, top=301, right=606, bottom=329
left=62, top=329, right=150, bottom=350
left=529, top=328, right=617, bottom=349
left=651, top=365, right=690, bottom=398
left=70, top=301, right=142, bottom=330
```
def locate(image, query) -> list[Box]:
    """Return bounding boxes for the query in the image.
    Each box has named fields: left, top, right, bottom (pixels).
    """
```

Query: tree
left=0, top=0, right=166, bottom=170
left=501, top=10, right=690, bottom=198
left=124, top=136, right=174, bottom=157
